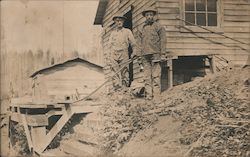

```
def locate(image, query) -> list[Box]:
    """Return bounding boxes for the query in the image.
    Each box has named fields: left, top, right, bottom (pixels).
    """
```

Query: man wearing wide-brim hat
left=108, top=13, right=137, bottom=91
left=137, top=7, right=167, bottom=100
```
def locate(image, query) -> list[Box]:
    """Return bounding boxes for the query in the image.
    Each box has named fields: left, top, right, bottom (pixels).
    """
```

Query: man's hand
left=161, top=51, right=172, bottom=59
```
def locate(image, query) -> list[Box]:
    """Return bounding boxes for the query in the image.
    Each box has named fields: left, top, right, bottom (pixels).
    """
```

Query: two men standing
left=108, top=7, right=167, bottom=99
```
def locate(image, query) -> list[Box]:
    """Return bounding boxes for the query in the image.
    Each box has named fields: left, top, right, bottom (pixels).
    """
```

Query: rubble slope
left=100, top=67, right=250, bottom=157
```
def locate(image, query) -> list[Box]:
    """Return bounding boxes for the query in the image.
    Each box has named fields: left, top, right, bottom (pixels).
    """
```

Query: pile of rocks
left=99, top=67, right=249, bottom=156
left=159, top=67, right=249, bottom=157
left=99, top=90, right=158, bottom=153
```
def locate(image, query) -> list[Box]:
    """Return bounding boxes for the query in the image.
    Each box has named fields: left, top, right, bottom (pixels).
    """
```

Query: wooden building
left=94, top=0, right=250, bottom=88
left=9, top=57, right=104, bottom=154
left=30, top=57, right=104, bottom=102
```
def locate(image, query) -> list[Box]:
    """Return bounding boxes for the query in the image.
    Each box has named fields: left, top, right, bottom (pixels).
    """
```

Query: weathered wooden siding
left=33, top=62, right=104, bottom=102
left=101, top=0, right=157, bottom=87
left=156, top=0, right=250, bottom=65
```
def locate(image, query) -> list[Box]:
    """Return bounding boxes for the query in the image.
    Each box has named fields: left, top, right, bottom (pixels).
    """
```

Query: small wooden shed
left=30, top=57, right=104, bottom=102
left=94, top=0, right=250, bottom=88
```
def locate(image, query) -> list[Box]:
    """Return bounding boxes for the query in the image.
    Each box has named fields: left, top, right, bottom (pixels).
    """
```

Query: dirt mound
left=99, top=67, right=250, bottom=157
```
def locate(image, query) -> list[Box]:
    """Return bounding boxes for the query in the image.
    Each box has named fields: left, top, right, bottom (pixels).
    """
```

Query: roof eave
left=94, top=0, right=108, bottom=25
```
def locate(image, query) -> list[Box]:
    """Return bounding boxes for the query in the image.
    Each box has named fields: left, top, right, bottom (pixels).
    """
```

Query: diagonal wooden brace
left=36, top=105, right=74, bottom=153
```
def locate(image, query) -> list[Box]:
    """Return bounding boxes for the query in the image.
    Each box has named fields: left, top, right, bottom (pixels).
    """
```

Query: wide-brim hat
left=142, top=7, right=157, bottom=16
left=112, top=13, right=127, bottom=21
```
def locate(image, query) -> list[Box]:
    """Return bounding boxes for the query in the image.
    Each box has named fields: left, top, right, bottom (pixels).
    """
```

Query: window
left=184, top=0, right=218, bottom=26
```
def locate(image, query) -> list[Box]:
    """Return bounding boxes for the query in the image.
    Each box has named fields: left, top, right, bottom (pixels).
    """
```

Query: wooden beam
left=11, top=113, right=48, bottom=126
left=10, top=102, right=65, bottom=109
left=38, top=105, right=74, bottom=153
left=168, top=59, right=173, bottom=89
left=21, top=114, right=33, bottom=152
left=208, top=55, right=216, bottom=73
left=45, top=110, right=64, bottom=118
left=31, top=126, right=46, bottom=154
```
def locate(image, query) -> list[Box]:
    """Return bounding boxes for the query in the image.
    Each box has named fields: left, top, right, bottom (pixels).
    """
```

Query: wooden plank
left=168, top=60, right=173, bottom=89
left=21, top=114, right=33, bottom=152
left=158, top=13, right=180, bottom=20
left=158, top=7, right=180, bottom=14
left=224, top=16, right=250, bottom=22
left=224, top=26, right=250, bottom=33
left=45, top=110, right=64, bottom=118
left=166, top=43, right=250, bottom=50
left=224, top=10, right=250, bottom=16
left=10, top=103, right=65, bottom=109
left=31, top=126, right=46, bottom=154
left=38, top=105, right=74, bottom=153
left=224, top=0, right=250, bottom=4
left=165, top=32, right=250, bottom=39
left=208, top=55, right=216, bottom=73
left=11, top=113, right=49, bottom=126
left=103, top=0, right=120, bottom=25
left=157, top=2, right=179, bottom=8
left=167, top=49, right=249, bottom=56
left=224, top=21, right=250, bottom=27
left=224, top=4, right=250, bottom=10
left=167, top=36, right=250, bottom=44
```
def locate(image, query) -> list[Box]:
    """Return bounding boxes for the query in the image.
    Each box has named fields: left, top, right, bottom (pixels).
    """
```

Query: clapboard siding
left=99, top=0, right=249, bottom=90
left=32, top=61, right=104, bottom=101
left=101, top=0, right=157, bottom=84
left=155, top=0, right=249, bottom=64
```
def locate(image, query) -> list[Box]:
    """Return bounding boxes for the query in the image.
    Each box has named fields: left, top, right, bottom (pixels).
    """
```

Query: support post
left=21, top=114, right=33, bottom=153
left=208, top=55, right=216, bottom=73
left=38, top=104, right=74, bottom=153
left=31, top=126, right=46, bottom=154
left=168, top=59, right=173, bottom=89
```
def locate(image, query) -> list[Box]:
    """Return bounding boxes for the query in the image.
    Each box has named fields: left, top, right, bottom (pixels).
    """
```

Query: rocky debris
left=9, top=122, right=30, bottom=156
left=154, top=67, right=249, bottom=157
left=98, top=67, right=250, bottom=157
left=98, top=90, right=158, bottom=153
left=46, top=111, right=104, bottom=156
left=176, top=68, right=250, bottom=157
left=7, top=66, right=249, bottom=157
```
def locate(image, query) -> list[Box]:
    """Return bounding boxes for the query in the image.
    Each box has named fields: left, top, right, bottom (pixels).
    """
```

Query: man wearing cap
left=108, top=13, right=137, bottom=90
left=138, top=7, right=167, bottom=99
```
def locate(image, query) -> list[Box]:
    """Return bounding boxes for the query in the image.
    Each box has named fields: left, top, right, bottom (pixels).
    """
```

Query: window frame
left=180, top=0, right=223, bottom=33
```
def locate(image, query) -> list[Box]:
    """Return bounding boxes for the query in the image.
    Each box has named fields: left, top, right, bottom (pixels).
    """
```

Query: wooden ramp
left=41, top=111, right=103, bottom=156
left=9, top=98, right=102, bottom=155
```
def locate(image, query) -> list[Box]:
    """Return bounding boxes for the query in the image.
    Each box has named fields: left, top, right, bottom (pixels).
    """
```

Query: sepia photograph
left=0, top=0, right=249, bottom=156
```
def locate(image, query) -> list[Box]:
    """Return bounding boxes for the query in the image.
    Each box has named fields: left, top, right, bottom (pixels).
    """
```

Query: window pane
left=185, top=0, right=195, bottom=11
left=208, top=0, right=217, bottom=12
left=196, top=0, right=206, bottom=11
left=197, top=13, right=206, bottom=26
left=208, top=13, right=217, bottom=26
left=185, top=13, right=195, bottom=25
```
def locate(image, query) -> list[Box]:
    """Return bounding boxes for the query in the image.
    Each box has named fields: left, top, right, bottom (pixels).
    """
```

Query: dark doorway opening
left=124, top=9, right=133, bottom=87
left=173, top=56, right=206, bottom=86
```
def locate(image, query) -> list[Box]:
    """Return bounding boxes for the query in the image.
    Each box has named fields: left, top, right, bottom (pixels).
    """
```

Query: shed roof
left=94, top=0, right=108, bottom=25
left=30, top=57, right=103, bottom=78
